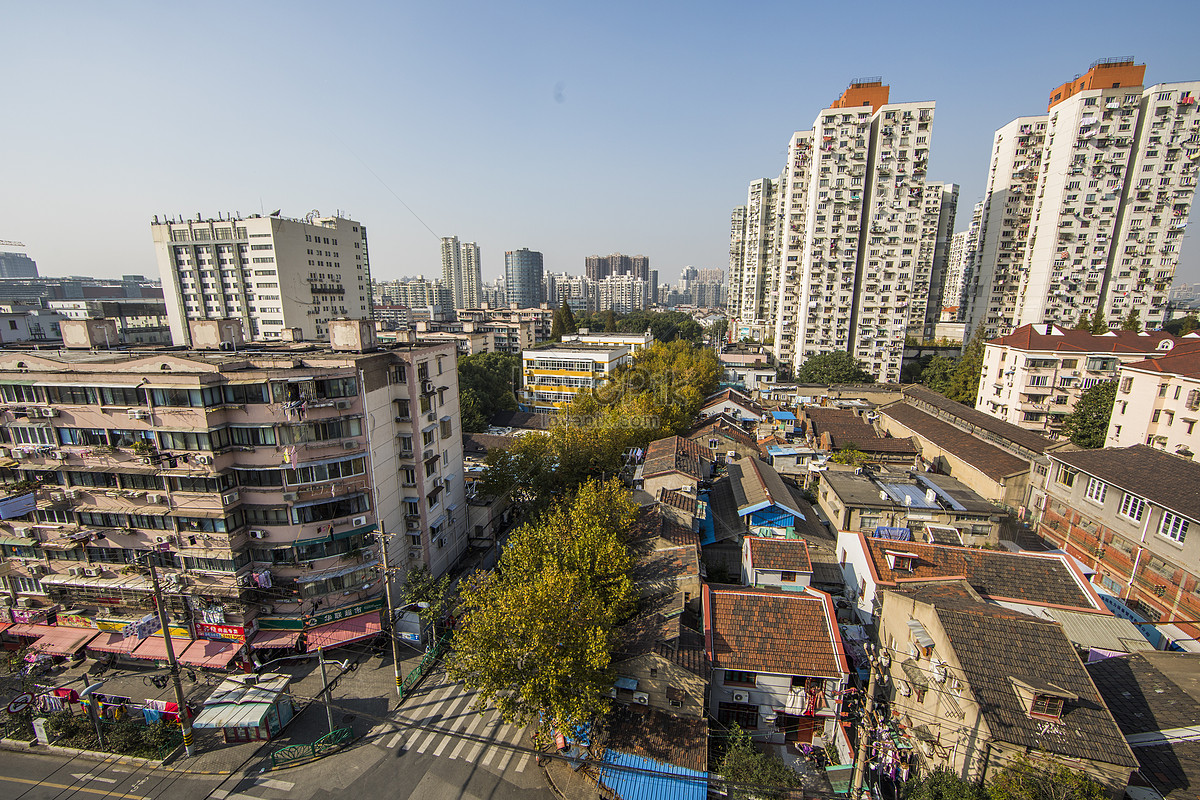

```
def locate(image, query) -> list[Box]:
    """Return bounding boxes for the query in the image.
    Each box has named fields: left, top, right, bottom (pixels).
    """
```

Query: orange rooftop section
left=1048, top=58, right=1146, bottom=110
left=831, top=79, right=890, bottom=112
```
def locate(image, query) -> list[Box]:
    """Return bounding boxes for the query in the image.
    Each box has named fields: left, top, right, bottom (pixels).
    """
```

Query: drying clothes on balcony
left=252, top=571, right=273, bottom=588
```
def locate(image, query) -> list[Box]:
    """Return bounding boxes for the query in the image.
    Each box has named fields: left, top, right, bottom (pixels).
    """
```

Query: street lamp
left=80, top=681, right=106, bottom=748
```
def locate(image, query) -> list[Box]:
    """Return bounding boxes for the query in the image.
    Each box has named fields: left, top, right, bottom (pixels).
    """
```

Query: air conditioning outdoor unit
left=126, top=409, right=148, bottom=420
left=84, top=567, right=101, bottom=577
left=222, top=492, right=238, bottom=506
left=407, top=549, right=422, bottom=561
left=422, top=381, right=435, bottom=394
left=336, top=400, right=352, bottom=410
left=343, top=440, right=358, bottom=450
left=196, top=455, right=214, bottom=465
left=731, top=690, right=750, bottom=703
left=632, top=692, right=649, bottom=705
left=64, top=489, right=79, bottom=500
left=426, top=412, right=437, bottom=423
left=282, top=493, right=298, bottom=502
left=69, top=566, right=85, bottom=577
left=352, top=515, right=368, bottom=527
left=41, top=407, right=59, bottom=418
left=249, top=529, right=268, bottom=539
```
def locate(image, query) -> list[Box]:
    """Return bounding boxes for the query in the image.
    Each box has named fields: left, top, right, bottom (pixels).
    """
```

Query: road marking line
left=431, top=729, right=456, bottom=757
left=449, top=711, right=487, bottom=759
left=256, top=778, right=295, bottom=791
left=387, top=732, right=404, bottom=749
left=209, top=791, right=229, bottom=799
left=464, top=710, right=499, bottom=762
left=414, top=727, right=440, bottom=753
left=72, top=773, right=119, bottom=784
left=0, top=775, right=146, bottom=799
left=514, top=752, right=531, bottom=773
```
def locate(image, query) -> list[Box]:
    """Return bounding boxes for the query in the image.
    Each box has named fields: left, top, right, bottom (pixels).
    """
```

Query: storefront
left=192, top=672, right=295, bottom=743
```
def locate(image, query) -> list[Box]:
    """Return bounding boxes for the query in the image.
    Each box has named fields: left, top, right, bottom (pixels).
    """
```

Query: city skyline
left=3, top=2, right=1198, bottom=287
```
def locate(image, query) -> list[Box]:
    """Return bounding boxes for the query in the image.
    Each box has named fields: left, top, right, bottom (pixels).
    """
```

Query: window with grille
left=1160, top=512, right=1190, bottom=544
left=1084, top=477, right=1107, bottom=504
left=1119, top=493, right=1146, bottom=522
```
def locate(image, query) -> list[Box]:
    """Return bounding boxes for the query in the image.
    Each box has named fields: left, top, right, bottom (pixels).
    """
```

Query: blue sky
left=2, top=1, right=1197, bottom=285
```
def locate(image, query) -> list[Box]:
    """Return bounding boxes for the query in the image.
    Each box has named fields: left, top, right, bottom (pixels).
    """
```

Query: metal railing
left=271, top=725, right=353, bottom=767
left=398, top=632, right=451, bottom=703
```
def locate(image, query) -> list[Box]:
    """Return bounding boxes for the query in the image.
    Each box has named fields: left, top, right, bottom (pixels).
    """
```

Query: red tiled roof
left=657, top=487, right=698, bottom=515
left=804, top=407, right=917, bottom=455
left=701, top=388, right=764, bottom=414
left=988, top=323, right=1186, bottom=354
left=706, top=586, right=845, bottom=677
left=1121, top=339, right=1200, bottom=380
left=643, top=436, right=711, bottom=480
left=686, top=416, right=758, bottom=449
left=747, top=537, right=812, bottom=574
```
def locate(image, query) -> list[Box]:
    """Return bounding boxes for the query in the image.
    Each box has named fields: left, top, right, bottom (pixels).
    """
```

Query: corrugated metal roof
left=1042, top=609, right=1156, bottom=654
left=907, top=619, right=936, bottom=649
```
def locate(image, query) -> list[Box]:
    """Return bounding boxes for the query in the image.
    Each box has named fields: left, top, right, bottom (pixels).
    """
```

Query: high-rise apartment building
left=917, top=183, right=960, bottom=338
left=0, top=244, right=39, bottom=279
left=505, top=248, right=544, bottom=308
left=595, top=274, right=649, bottom=313
left=152, top=212, right=371, bottom=345
left=439, top=236, right=482, bottom=310
left=584, top=253, right=649, bottom=282
left=738, top=80, right=946, bottom=381
left=0, top=320, right=464, bottom=656
left=964, top=60, right=1200, bottom=338
left=943, top=202, right=984, bottom=321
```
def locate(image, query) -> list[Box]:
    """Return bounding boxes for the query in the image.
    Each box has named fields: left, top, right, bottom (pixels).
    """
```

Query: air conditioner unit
left=69, top=566, right=85, bottom=577
left=147, top=494, right=165, bottom=504
left=249, top=529, right=268, bottom=539
left=421, top=381, right=435, bottom=394
left=196, top=455, right=214, bottom=465
left=0, top=447, right=9, bottom=458
left=343, top=440, right=358, bottom=450
left=10, top=450, right=22, bottom=460
left=84, top=567, right=102, bottom=577
left=40, top=407, right=59, bottom=418
left=426, top=412, right=437, bottom=423
left=352, top=515, right=368, bottom=527
left=731, top=690, right=750, bottom=703
left=52, top=450, right=66, bottom=461
left=126, top=408, right=148, bottom=420
left=282, top=492, right=298, bottom=502
left=174, top=575, right=191, bottom=588
left=222, top=492, right=238, bottom=505
left=64, top=489, right=79, bottom=500
left=336, top=400, right=352, bottom=410
left=49, top=491, right=65, bottom=503
left=632, top=692, right=649, bottom=705
left=407, top=548, right=422, bottom=561
left=13, top=527, right=31, bottom=539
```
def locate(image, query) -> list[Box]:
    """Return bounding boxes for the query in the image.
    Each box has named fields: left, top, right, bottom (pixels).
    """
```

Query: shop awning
left=86, top=632, right=141, bottom=656
left=0, top=622, right=10, bottom=635
left=131, top=635, right=195, bottom=662
left=179, top=639, right=240, bottom=669
left=30, top=627, right=98, bottom=657
left=6, top=623, right=52, bottom=638
left=306, top=613, right=381, bottom=651
left=251, top=629, right=302, bottom=650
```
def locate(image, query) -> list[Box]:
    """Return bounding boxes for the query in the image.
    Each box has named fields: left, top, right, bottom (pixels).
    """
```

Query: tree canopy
left=718, top=724, right=801, bottom=800
left=397, top=564, right=452, bottom=631
left=616, top=310, right=704, bottom=343
left=457, top=352, right=519, bottom=433
left=1165, top=314, right=1199, bottom=336
left=1060, top=379, right=1117, bottom=448
left=904, top=768, right=985, bottom=800
left=445, top=479, right=636, bottom=729
left=794, top=351, right=874, bottom=384
left=1120, top=309, right=1141, bottom=331
left=944, top=326, right=987, bottom=405
left=986, top=756, right=1109, bottom=800
left=550, top=300, right=578, bottom=340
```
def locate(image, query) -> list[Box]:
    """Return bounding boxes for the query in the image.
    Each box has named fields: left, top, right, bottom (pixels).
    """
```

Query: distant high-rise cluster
left=584, top=253, right=650, bottom=282
left=730, top=79, right=957, bottom=382
left=964, top=59, right=1200, bottom=337
left=440, top=236, right=482, bottom=309
left=0, top=243, right=39, bottom=279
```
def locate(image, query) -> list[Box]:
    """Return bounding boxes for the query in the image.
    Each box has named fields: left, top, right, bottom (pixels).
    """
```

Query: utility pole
left=377, top=527, right=404, bottom=696
left=851, top=656, right=879, bottom=800
left=317, top=646, right=335, bottom=734
left=146, top=560, right=196, bottom=757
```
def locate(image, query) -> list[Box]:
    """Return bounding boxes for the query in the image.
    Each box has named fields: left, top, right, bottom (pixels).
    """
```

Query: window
left=1160, top=512, right=1190, bottom=544
left=780, top=571, right=797, bottom=583
left=1030, top=695, right=1064, bottom=719
left=1119, top=493, right=1146, bottom=522
left=1056, top=465, right=1077, bottom=488
left=1084, top=477, right=1107, bottom=504
left=724, top=670, right=756, bottom=686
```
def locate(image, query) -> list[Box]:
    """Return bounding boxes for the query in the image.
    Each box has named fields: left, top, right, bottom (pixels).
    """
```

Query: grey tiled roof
left=727, top=458, right=800, bottom=516
left=902, top=385, right=1056, bottom=455
left=1052, top=445, right=1200, bottom=523
left=881, top=404, right=1030, bottom=480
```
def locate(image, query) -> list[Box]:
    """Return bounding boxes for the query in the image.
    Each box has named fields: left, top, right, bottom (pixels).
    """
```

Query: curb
left=0, top=737, right=243, bottom=775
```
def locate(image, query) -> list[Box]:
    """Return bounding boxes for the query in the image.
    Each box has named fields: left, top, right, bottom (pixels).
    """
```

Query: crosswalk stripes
left=393, top=679, right=532, bottom=771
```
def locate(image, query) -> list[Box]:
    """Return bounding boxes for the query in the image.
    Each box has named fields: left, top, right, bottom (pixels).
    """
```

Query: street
left=0, top=666, right=554, bottom=800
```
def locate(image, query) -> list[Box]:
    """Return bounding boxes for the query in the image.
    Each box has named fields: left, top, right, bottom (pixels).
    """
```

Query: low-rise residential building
left=703, top=584, right=849, bottom=745
left=877, top=386, right=1060, bottom=508
left=816, top=468, right=1000, bottom=545
left=836, top=531, right=1106, bottom=625
left=698, top=388, right=764, bottom=424
left=559, top=330, right=654, bottom=352
left=639, top=436, right=712, bottom=499
left=976, top=324, right=1187, bottom=437
left=726, top=457, right=808, bottom=538
left=1088, top=651, right=1200, bottom=800
left=801, top=406, right=917, bottom=464
left=685, top=414, right=760, bottom=463
left=1106, top=340, right=1200, bottom=458
left=740, top=536, right=812, bottom=590
left=0, top=320, right=465, bottom=657
left=519, top=343, right=631, bottom=413
left=878, top=582, right=1137, bottom=794
left=1034, top=445, right=1200, bottom=650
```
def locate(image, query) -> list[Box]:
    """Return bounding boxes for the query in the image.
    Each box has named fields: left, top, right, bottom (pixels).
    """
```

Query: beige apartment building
left=0, top=319, right=464, bottom=654
left=152, top=212, right=372, bottom=345
left=976, top=324, right=1184, bottom=436
left=1106, top=339, right=1200, bottom=457
left=520, top=343, right=632, bottom=413
left=964, top=60, right=1200, bottom=337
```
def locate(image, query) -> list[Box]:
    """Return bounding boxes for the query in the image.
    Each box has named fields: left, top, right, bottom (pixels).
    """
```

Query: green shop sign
left=257, top=596, right=385, bottom=630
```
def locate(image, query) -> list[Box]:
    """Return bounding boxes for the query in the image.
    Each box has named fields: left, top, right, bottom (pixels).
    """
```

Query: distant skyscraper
left=583, top=253, right=649, bottom=282
left=0, top=244, right=38, bottom=279
left=918, top=182, right=960, bottom=338
left=728, top=177, right=780, bottom=328
left=964, top=59, right=1200, bottom=337
left=151, top=211, right=371, bottom=344
left=942, top=202, right=983, bottom=321
left=505, top=248, right=544, bottom=308
left=440, top=236, right=482, bottom=309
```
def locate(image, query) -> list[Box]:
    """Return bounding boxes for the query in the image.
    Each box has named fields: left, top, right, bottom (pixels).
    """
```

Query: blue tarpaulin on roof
left=771, top=410, right=797, bottom=421
left=872, top=526, right=913, bottom=541
left=595, top=750, right=708, bottom=800
left=699, top=491, right=717, bottom=546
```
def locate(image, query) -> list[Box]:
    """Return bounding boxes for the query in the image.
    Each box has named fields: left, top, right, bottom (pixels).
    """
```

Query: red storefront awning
left=29, top=627, right=98, bottom=657
left=179, top=639, right=240, bottom=669
left=0, top=622, right=11, bottom=635
left=86, top=632, right=141, bottom=656
left=131, top=635, right=195, bottom=662
left=305, top=613, right=381, bottom=651
left=251, top=629, right=302, bottom=650
left=6, top=623, right=52, bottom=638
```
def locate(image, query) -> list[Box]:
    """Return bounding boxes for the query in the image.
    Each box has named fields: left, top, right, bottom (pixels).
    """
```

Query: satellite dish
left=269, top=209, right=281, bottom=217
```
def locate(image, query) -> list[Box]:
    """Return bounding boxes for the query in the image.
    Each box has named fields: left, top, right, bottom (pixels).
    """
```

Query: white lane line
left=71, top=773, right=118, bottom=784
left=493, top=725, right=523, bottom=771
left=413, top=686, right=469, bottom=753
left=256, top=778, right=295, bottom=791
left=464, top=708, right=501, bottom=762
left=514, top=751, right=531, bottom=773
left=386, top=732, right=404, bottom=749
left=449, top=709, right=487, bottom=759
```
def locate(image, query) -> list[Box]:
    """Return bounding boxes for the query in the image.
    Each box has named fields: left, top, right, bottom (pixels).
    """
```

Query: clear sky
left=2, top=1, right=1198, bottom=286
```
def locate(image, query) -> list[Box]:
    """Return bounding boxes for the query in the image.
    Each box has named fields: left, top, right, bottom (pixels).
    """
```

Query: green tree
left=446, top=480, right=636, bottom=729
left=1060, top=379, right=1117, bottom=448
left=398, top=564, right=453, bottom=631
left=710, top=318, right=729, bottom=347
left=603, top=309, right=618, bottom=332
left=829, top=446, right=869, bottom=466
left=1089, top=308, right=1109, bottom=334
left=987, top=755, right=1109, bottom=800
left=1074, top=311, right=1092, bottom=330
left=718, top=724, right=801, bottom=800
left=795, top=351, right=873, bottom=384
left=946, top=326, right=987, bottom=404
left=1165, top=314, right=1199, bottom=336
left=919, top=355, right=959, bottom=394
left=904, top=768, right=985, bottom=800
left=1120, top=308, right=1141, bottom=331
left=550, top=300, right=578, bottom=340
left=457, top=352, right=519, bottom=432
